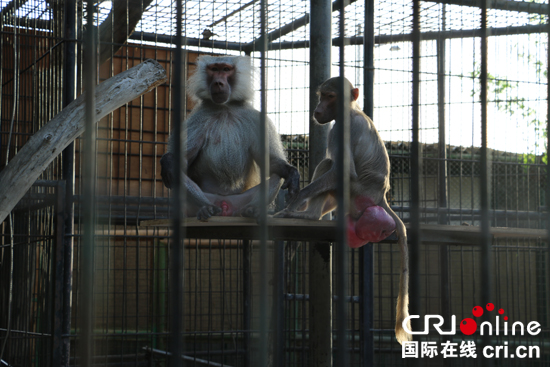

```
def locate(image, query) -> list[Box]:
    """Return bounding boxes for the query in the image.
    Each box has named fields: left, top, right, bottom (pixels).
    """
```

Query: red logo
left=459, top=303, right=509, bottom=335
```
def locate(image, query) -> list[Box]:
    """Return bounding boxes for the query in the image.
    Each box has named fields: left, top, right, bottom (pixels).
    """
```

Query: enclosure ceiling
left=0, top=0, right=548, bottom=50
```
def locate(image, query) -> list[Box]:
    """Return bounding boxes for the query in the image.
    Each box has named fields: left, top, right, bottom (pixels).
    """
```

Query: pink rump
left=346, top=199, right=396, bottom=248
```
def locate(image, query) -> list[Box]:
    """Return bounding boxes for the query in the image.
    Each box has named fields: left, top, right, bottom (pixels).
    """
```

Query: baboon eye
left=223, top=67, right=231, bottom=72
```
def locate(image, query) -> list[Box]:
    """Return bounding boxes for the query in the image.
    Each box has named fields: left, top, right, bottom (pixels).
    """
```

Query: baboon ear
left=351, top=88, right=359, bottom=102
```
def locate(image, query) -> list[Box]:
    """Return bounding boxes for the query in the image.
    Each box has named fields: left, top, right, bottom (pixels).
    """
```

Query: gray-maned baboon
left=161, top=56, right=300, bottom=220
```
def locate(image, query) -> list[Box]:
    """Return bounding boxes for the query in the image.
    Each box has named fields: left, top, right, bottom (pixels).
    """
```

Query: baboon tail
left=380, top=198, right=412, bottom=344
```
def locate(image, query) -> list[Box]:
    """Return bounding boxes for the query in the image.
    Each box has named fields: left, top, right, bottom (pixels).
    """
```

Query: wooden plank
left=141, top=217, right=338, bottom=241
left=140, top=218, right=548, bottom=244
left=141, top=216, right=337, bottom=228
left=418, top=224, right=547, bottom=243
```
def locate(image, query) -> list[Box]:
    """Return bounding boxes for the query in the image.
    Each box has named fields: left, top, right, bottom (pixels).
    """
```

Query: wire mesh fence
left=1, top=0, right=549, bottom=366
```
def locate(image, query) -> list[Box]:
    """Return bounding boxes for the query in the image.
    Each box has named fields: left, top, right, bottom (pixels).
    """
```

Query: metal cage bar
left=361, top=0, right=375, bottom=365
left=409, top=0, right=422, bottom=351
left=309, top=0, right=333, bottom=365
left=169, top=1, right=185, bottom=366
left=336, top=1, right=351, bottom=365
left=0, top=1, right=548, bottom=366
left=480, top=1, right=495, bottom=365
left=78, top=1, right=97, bottom=367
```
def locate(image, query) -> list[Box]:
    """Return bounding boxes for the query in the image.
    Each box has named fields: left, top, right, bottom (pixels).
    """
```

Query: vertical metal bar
left=361, top=0, right=374, bottom=364
left=52, top=181, right=66, bottom=367
left=61, top=2, right=76, bottom=366
left=546, top=0, right=550, bottom=329
left=258, top=0, right=269, bottom=364
left=272, top=194, right=286, bottom=367
left=79, top=1, right=97, bottom=366
left=410, top=0, right=422, bottom=346
left=309, top=242, right=332, bottom=366
left=271, top=246, right=286, bottom=367
left=0, top=4, right=3, bottom=141
left=309, top=0, right=333, bottom=365
left=242, top=239, right=251, bottom=367
left=336, top=1, right=350, bottom=365
left=273, top=249, right=285, bottom=364
left=301, top=246, right=307, bottom=367
left=170, top=0, right=185, bottom=366
left=480, top=0, right=493, bottom=363
left=437, top=7, right=447, bottom=224
left=437, top=6, right=451, bottom=326
left=309, top=0, right=331, bottom=168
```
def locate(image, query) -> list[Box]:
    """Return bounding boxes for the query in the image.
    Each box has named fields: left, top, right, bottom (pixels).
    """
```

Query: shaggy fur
left=188, top=55, right=254, bottom=104
left=160, top=56, right=299, bottom=220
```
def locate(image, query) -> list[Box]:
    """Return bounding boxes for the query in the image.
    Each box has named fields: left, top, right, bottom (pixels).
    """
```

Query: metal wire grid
left=0, top=0, right=549, bottom=367
left=371, top=4, right=548, bottom=227
left=371, top=240, right=550, bottom=367
left=9, top=0, right=50, bottom=21
left=3, top=0, right=550, bottom=42
left=0, top=1, right=64, bottom=170
left=374, top=1, right=549, bottom=36
left=70, top=237, right=251, bottom=366
left=0, top=182, right=65, bottom=366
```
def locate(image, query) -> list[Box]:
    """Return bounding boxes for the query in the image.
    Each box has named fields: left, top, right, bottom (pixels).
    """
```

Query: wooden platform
left=141, top=217, right=338, bottom=242
left=140, top=217, right=548, bottom=245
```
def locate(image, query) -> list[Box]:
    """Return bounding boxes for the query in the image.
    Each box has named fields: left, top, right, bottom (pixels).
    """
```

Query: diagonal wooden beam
left=0, top=59, right=167, bottom=224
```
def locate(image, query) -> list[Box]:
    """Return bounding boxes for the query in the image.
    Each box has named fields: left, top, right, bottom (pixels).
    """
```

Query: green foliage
left=463, top=38, right=548, bottom=170
left=468, top=42, right=547, bottom=165
left=526, top=0, right=547, bottom=24
left=521, top=152, right=547, bottom=166
left=469, top=67, right=539, bottom=123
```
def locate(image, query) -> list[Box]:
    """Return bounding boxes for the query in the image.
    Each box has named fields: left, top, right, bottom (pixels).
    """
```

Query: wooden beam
left=140, top=217, right=548, bottom=244
left=141, top=217, right=339, bottom=242
left=0, top=59, right=167, bottom=224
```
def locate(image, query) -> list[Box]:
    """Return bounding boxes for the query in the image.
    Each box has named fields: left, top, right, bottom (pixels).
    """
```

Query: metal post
left=480, top=0, right=493, bottom=364
left=273, top=241, right=285, bottom=367
left=309, top=243, right=332, bottom=366
left=258, top=0, right=270, bottom=365
left=309, top=0, right=331, bottom=168
left=361, top=0, right=374, bottom=365
left=546, top=0, right=550, bottom=332
left=437, top=7, right=448, bottom=224
left=170, top=1, right=185, bottom=366
left=336, top=1, right=350, bottom=365
left=51, top=181, right=66, bottom=367
left=79, top=1, right=97, bottom=366
left=61, top=1, right=76, bottom=365
left=309, top=0, right=332, bottom=366
left=269, top=193, right=286, bottom=367
left=242, top=239, right=252, bottom=367
left=437, top=6, right=451, bottom=326
left=410, top=0, right=422, bottom=353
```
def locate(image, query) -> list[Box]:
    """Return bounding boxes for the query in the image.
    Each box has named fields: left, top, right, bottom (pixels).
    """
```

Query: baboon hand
left=160, top=152, right=174, bottom=189
left=282, top=166, right=300, bottom=200
left=196, top=205, right=222, bottom=221
left=240, top=204, right=260, bottom=219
